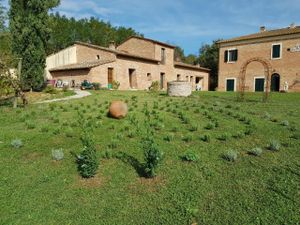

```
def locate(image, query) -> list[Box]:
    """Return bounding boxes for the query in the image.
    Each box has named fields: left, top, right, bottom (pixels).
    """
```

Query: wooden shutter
left=224, top=50, right=228, bottom=62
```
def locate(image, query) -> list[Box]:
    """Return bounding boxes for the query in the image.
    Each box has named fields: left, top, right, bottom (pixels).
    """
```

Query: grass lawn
left=0, top=91, right=299, bottom=225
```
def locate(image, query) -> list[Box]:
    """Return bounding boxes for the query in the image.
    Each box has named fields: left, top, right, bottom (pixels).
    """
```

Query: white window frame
left=226, top=48, right=238, bottom=63
left=225, top=77, right=237, bottom=92
left=271, top=43, right=282, bottom=60
left=253, top=76, right=266, bottom=92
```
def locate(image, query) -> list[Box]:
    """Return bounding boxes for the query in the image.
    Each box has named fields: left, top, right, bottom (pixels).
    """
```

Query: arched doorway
left=271, top=73, right=280, bottom=92
left=238, top=57, right=272, bottom=102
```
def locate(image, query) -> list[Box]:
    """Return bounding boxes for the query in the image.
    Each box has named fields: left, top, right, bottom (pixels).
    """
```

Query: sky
left=2, top=0, right=300, bottom=55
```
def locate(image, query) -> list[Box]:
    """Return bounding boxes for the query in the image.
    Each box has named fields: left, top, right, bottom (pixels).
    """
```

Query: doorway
left=271, top=73, right=280, bottom=92
left=160, top=73, right=165, bottom=90
left=255, top=77, right=265, bottom=92
left=226, top=79, right=235, bottom=92
left=129, top=69, right=137, bottom=89
left=108, top=68, right=114, bottom=89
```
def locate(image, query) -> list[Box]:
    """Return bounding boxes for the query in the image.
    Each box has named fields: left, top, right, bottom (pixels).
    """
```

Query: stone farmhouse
left=46, top=36, right=210, bottom=91
left=217, top=24, right=300, bottom=92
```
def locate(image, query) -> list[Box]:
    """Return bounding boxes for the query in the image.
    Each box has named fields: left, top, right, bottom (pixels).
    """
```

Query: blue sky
left=3, top=0, right=300, bottom=55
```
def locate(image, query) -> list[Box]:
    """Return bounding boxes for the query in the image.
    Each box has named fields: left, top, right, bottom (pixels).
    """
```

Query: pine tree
left=9, top=0, right=60, bottom=91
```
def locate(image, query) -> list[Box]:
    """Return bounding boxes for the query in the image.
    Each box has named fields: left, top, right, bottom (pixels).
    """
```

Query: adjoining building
left=46, top=36, right=210, bottom=91
left=217, top=24, right=300, bottom=92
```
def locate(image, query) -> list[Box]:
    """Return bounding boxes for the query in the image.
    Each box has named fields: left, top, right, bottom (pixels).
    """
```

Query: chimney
left=289, top=23, right=296, bottom=29
left=260, top=26, right=266, bottom=32
left=109, top=41, right=116, bottom=50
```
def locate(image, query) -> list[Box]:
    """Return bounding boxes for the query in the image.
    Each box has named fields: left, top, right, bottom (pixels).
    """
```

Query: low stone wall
left=167, top=81, right=192, bottom=97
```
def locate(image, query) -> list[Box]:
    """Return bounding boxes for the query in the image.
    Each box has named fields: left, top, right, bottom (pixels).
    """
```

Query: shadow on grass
left=114, top=152, right=146, bottom=177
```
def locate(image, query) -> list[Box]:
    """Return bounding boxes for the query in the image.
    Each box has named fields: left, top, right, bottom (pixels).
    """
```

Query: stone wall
left=167, top=81, right=192, bottom=97
left=218, top=38, right=300, bottom=92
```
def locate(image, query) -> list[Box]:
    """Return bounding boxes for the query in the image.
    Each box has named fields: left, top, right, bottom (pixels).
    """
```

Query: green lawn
left=0, top=91, right=299, bottom=225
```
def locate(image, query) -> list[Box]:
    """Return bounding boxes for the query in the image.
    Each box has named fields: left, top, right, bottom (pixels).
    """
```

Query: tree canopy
left=9, top=0, right=60, bottom=91
left=47, top=13, right=143, bottom=54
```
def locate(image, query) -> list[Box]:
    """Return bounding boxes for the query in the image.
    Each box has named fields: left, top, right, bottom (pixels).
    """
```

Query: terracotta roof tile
left=49, top=59, right=115, bottom=72
left=218, top=26, right=300, bottom=44
left=174, top=61, right=211, bottom=72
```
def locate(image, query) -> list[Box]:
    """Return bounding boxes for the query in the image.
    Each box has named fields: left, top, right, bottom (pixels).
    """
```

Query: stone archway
left=238, top=57, right=272, bottom=102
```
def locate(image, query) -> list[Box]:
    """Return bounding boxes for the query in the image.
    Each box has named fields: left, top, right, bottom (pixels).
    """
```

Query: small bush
left=205, top=122, right=215, bottom=130
left=92, top=82, right=101, bottom=90
left=182, top=134, right=193, bottom=143
left=268, top=140, right=281, bottom=151
left=222, top=150, right=238, bottom=162
left=40, top=126, right=49, bottom=133
left=65, top=127, right=74, bottom=138
left=62, top=85, right=69, bottom=92
left=53, top=128, right=61, bottom=135
left=163, top=134, right=174, bottom=142
left=233, top=132, right=245, bottom=139
left=11, top=139, right=23, bottom=149
left=43, top=85, right=58, bottom=94
left=217, top=133, right=231, bottom=141
left=291, top=132, right=300, bottom=140
left=143, top=137, right=164, bottom=178
left=189, top=125, right=198, bottom=132
left=52, top=149, right=64, bottom=161
left=280, top=120, right=289, bottom=127
left=112, top=80, right=120, bottom=90
left=76, top=128, right=99, bottom=178
left=149, top=81, right=160, bottom=92
left=25, top=121, right=36, bottom=129
left=181, top=151, right=199, bottom=162
left=108, top=139, right=118, bottom=149
left=248, top=147, right=263, bottom=156
left=200, top=134, right=211, bottom=143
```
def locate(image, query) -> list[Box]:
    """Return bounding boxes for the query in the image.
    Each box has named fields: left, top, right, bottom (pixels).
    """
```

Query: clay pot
left=109, top=101, right=128, bottom=119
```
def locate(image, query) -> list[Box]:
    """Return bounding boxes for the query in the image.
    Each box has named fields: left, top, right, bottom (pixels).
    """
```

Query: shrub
left=271, top=117, right=279, bottom=123
left=163, top=134, right=174, bottom=142
left=222, top=150, right=238, bottom=162
left=62, top=85, right=69, bottom=92
left=268, top=140, right=281, bottom=151
left=25, top=121, right=35, bottom=129
left=112, top=80, right=120, bottom=90
left=233, top=132, right=245, bottom=139
left=127, top=131, right=135, bottom=138
left=76, top=128, right=99, bottom=178
left=248, top=147, right=263, bottom=156
left=92, top=82, right=101, bottom=90
left=205, top=122, right=215, bottom=130
left=65, top=127, right=74, bottom=138
left=53, top=128, right=61, bottom=135
left=181, top=151, right=199, bottom=162
left=291, top=132, right=300, bottom=140
left=281, top=120, right=289, bottom=127
left=40, top=126, right=49, bottom=133
left=52, top=149, right=64, bottom=161
left=200, top=134, right=211, bottom=143
left=217, top=133, right=231, bottom=141
left=143, top=137, right=164, bottom=178
left=11, top=139, right=23, bottom=149
left=108, top=139, right=118, bottom=149
left=43, top=85, right=58, bottom=94
left=149, top=81, right=160, bottom=92
left=189, top=125, right=198, bottom=132
left=182, top=134, right=193, bottom=143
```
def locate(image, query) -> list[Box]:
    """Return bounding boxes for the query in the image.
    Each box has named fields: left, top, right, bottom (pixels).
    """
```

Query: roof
left=218, top=26, right=300, bottom=44
left=174, top=61, right=211, bottom=72
left=120, top=36, right=176, bottom=49
left=75, top=41, right=160, bottom=63
left=49, top=59, right=115, bottom=72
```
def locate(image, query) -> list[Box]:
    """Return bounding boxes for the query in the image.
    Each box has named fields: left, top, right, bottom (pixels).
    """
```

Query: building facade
left=217, top=25, right=300, bottom=92
left=46, top=36, right=210, bottom=91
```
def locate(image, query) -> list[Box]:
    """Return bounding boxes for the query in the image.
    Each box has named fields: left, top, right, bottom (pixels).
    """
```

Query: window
left=96, top=55, right=100, bottom=60
left=161, top=48, right=166, bottom=64
left=177, top=74, right=181, bottom=81
left=147, top=73, right=152, bottom=81
left=224, top=49, right=238, bottom=63
left=272, top=44, right=281, bottom=59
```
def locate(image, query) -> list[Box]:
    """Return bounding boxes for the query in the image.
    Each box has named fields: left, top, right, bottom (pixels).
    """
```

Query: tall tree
left=9, top=0, right=60, bottom=91
left=198, top=40, right=221, bottom=90
left=184, top=54, right=198, bottom=65
left=0, top=0, right=6, bottom=31
left=174, top=46, right=185, bottom=61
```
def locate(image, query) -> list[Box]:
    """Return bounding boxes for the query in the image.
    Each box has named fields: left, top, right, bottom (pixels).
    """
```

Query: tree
left=0, top=0, right=6, bottom=32
left=184, top=54, right=198, bottom=65
left=174, top=46, right=185, bottom=61
left=9, top=0, right=60, bottom=91
left=198, top=40, right=221, bottom=90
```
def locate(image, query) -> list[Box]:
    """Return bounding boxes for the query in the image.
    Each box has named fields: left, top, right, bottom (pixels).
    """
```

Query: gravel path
left=36, top=90, right=91, bottom=104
